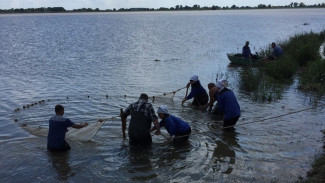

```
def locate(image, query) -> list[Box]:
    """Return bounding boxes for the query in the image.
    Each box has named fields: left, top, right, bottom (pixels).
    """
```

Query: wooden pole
left=120, top=108, right=126, bottom=139
left=185, top=86, right=189, bottom=98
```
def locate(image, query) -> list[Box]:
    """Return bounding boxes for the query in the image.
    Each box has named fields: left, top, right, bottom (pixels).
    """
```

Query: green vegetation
left=238, top=67, right=290, bottom=102
left=239, top=30, right=325, bottom=102
left=0, top=2, right=324, bottom=13
left=237, top=31, right=325, bottom=182
left=265, top=31, right=325, bottom=92
left=298, top=130, right=325, bottom=183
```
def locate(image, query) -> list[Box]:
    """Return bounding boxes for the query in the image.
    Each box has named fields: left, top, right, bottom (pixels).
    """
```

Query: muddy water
left=0, top=9, right=325, bottom=182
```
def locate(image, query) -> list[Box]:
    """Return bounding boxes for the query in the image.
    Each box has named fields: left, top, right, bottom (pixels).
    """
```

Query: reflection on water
left=47, top=151, right=74, bottom=181
left=237, top=66, right=293, bottom=102
left=127, top=145, right=156, bottom=181
left=211, top=125, right=239, bottom=174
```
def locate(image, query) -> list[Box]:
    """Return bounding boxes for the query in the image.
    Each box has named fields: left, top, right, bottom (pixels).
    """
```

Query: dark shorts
left=224, top=116, right=240, bottom=129
left=47, top=140, right=71, bottom=152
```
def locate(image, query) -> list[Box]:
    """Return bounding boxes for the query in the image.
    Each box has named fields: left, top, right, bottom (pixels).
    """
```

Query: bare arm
left=202, top=88, right=217, bottom=110
left=72, top=122, right=88, bottom=129
left=153, top=119, right=161, bottom=135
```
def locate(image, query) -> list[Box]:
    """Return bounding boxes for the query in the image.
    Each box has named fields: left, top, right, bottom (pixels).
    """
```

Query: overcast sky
left=0, top=0, right=324, bottom=10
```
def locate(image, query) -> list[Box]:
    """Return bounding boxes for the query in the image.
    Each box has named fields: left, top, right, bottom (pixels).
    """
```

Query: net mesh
left=23, top=121, right=105, bottom=141
left=16, top=87, right=186, bottom=141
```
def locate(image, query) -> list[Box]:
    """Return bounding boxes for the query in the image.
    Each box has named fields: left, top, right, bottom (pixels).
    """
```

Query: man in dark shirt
left=122, top=93, right=160, bottom=146
left=47, top=104, right=88, bottom=152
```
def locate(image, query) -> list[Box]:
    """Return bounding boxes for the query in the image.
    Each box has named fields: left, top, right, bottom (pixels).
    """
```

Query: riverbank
left=257, top=30, right=325, bottom=96
left=0, top=4, right=324, bottom=14
left=299, top=130, right=325, bottom=182
left=254, top=31, right=325, bottom=182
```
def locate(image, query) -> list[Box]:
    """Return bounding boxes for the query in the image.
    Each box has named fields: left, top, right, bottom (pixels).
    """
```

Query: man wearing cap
left=182, top=75, right=208, bottom=106
left=151, top=105, right=191, bottom=143
left=202, top=79, right=241, bottom=129
left=122, top=93, right=161, bottom=146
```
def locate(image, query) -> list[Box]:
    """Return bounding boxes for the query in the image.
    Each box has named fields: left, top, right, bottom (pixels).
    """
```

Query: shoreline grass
left=259, top=30, right=325, bottom=94
left=241, top=30, right=325, bottom=182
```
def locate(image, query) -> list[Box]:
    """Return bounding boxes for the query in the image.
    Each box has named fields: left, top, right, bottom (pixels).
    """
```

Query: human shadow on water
left=47, top=151, right=75, bottom=181
left=126, top=140, right=192, bottom=181
left=127, top=145, right=156, bottom=181
left=211, top=128, right=240, bottom=174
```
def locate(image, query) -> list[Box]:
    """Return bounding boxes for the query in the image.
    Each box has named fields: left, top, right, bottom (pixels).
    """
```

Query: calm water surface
left=0, top=9, right=325, bottom=182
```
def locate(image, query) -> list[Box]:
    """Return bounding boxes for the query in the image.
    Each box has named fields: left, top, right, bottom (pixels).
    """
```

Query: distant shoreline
left=1, top=3, right=324, bottom=14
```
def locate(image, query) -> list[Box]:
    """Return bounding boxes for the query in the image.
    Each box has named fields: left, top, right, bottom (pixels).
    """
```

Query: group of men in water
left=47, top=75, right=241, bottom=152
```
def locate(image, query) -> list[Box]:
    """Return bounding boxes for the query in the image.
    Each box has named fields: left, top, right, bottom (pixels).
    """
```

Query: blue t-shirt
left=242, top=45, right=251, bottom=58
left=160, top=115, right=190, bottom=136
left=272, top=46, right=283, bottom=57
left=186, top=81, right=207, bottom=100
left=214, top=89, right=241, bottom=120
left=47, top=115, right=75, bottom=149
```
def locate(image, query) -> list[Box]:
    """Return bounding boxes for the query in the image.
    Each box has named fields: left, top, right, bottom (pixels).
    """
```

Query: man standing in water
left=202, top=79, right=241, bottom=129
left=47, top=104, right=88, bottom=152
left=122, top=93, right=161, bottom=146
left=182, top=75, right=208, bottom=107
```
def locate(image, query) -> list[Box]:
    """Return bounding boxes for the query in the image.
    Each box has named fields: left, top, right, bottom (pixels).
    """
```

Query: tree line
left=1, top=2, right=324, bottom=13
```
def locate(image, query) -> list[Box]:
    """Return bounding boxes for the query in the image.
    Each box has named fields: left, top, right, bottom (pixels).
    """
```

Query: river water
left=0, top=9, right=325, bottom=182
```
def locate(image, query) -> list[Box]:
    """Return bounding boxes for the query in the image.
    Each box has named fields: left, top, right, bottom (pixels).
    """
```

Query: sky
left=0, top=0, right=324, bottom=10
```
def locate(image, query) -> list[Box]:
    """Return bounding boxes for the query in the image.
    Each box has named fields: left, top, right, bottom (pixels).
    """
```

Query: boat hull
left=227, top=53, right=263, bottom=66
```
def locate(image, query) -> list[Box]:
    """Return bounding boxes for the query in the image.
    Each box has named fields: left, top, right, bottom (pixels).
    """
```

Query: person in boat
left=202, top=79, right=241, bottom=129
left=47, top=104, right=88, bottom=152
left=268, top=42, right=283, bottom=60
left=122, top=93, right=161, bottom=146
left=242, top=41, right=258, bottom=59
left=182, top=75, right=208, bottom=107
left=151, top=105, right=191, bottom=143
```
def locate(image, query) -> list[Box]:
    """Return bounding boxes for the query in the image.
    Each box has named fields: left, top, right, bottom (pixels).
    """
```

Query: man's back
left=47, top=115, right=74, bottom=149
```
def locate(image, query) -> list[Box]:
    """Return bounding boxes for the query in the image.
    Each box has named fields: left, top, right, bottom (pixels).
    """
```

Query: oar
left=120, top=108, right=126, bottom=139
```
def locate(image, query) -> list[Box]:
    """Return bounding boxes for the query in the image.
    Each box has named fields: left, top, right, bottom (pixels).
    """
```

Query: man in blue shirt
left=270, top=42, right=283, bottom=60
left=182, top=75, right=208, bottom=106
left=242, top=41, right=252, bottom=58
left=202, top=79, right=241, bottom=129
left=47, top=104, right=88, bottom=152
left=242, top=41, right=258, bottom=59
left=152, top=105, right=191, bottom=143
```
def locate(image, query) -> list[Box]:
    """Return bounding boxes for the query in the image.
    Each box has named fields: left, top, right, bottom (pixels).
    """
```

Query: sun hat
left=216, top=78, right=228, bottom=91
left=157, top=105, right=169, bottom=114
left=190, top=75, right=198, bottom=81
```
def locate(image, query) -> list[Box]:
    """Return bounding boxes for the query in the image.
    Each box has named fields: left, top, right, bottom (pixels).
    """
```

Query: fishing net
left=152, top=92, right=176, bottom=101
left=23, top=121, right=105, bottom=141
left=152, top=87, right=186, bottom=100
left=14, top=86, right=187, bottom=141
